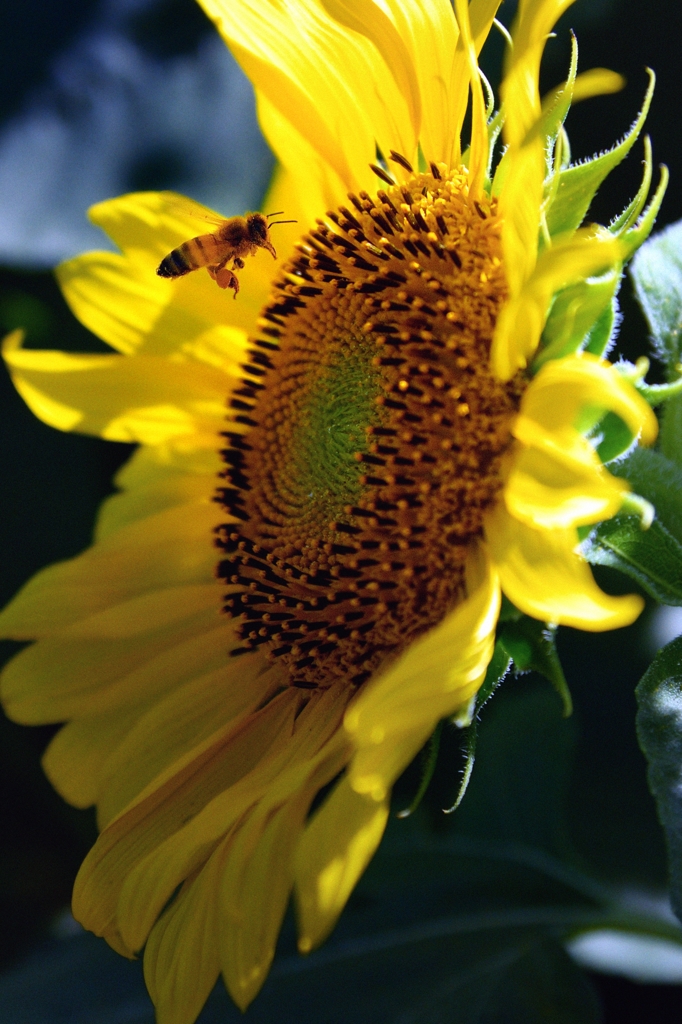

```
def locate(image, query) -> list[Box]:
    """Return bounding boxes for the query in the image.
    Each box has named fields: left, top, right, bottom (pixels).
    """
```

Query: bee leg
left=208, top=262, right=240, bottom=295
left=233, top=257, right=245, bottom=270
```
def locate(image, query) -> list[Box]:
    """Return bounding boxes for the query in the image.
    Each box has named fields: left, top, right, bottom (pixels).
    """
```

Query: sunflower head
left=218, top=165, right=525, bottom=688
left=0, top=0, right=668, bottom=1020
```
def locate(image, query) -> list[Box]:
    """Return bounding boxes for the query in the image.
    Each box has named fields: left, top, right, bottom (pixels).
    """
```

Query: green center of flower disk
left=217, top=166, right=524, bottom=689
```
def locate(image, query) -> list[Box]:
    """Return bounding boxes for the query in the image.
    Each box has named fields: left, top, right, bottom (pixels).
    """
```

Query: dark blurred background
left=0, top=0, right=681, bottom=1020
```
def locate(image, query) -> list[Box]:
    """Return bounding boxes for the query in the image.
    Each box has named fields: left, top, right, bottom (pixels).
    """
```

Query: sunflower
left=0, top=0, right=666, bottom=1020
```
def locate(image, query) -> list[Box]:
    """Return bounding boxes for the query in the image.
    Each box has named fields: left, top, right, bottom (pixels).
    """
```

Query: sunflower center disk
left=216, top=168, right=523, bottom=689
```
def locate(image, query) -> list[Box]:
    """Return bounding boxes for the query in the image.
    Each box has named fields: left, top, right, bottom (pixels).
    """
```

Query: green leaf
left=630, top=217, right=682, bottom=375
left=546, top=71, right=654, bottom=238
left=661, top=395, right=682, bottom=470
left=498, top=617, right=572, bottom=716
left=610, top=446, right=682, bottom=544
left=582, top=514, right=682, bottom=605
left=455, top=940, right=604, bottom=1024
left=636, top=637, right=682, bottom=925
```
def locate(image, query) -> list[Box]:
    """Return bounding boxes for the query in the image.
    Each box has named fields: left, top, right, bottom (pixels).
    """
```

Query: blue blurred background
left=1, top=0, right=682, bottom=1020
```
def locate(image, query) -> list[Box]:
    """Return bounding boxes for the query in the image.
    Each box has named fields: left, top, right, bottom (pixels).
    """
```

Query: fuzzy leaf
left=630, top=218, right=682, bottom=469
left=610, top=447, right=682, bottom=544
left=631, top=218, right=682, bottom=374
left=583, top=514, right=682, bottom=606
left=636, top=637, right=682, bottom=925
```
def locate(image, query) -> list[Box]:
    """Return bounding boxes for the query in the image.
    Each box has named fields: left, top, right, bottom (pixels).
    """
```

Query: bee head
left=247, top=213, right=270, bottom=243
left=247, top=212, right=277, bottom=259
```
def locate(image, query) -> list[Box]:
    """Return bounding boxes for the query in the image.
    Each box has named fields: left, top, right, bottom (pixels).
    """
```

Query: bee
left=156, top=200, right=296, bottom=297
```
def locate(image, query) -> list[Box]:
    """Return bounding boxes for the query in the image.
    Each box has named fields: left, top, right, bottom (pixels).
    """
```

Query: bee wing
left=158, top=191, right=227, bottom=233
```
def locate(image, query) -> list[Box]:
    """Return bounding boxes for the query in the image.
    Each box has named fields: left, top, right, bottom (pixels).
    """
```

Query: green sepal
left=616, top=357, right=682, bottom=409
left=442, top=717, right=478, bottom=815
left=594, top=408, right=634, bottom=463
left=636, top=636, right=682, bottom=925
left=618, top=164, right=669, bottom=261
left=583, top=515, right=682, bottom=606
left=635, top=375, right=682, bottom=408
left=442, top=640, right=512, bottom=814
left=498, top=616, right=572, bottom=716
left=610, top=135, right=653, bottom=235
left=396, top=721, right=443, bottom=819
left=534, top=268, right=620, bottom=368
left=545, top=69, right=654, bottom=238
left=398, top=642, right=513, bottom=820
left=476, top=637, right=513, bottom=709
left=540, top=32, right=578, bottom=163
left=584, top=293, right=620, bottom=358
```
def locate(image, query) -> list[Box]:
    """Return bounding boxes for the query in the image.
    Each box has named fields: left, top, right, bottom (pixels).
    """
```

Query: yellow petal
left=378, top=0, right=457, bottom=164
left=504, top=0, right=577, bottom=148
left=58, top=583, right=222, bottom=640
left=218, top=728, right=346, bottom=1010
left=346, top=721, right=435, bottom=805
left=453, top=0, right=489, bottom=194
left=1, top=613, right=233, bottom=724
left=344, top=544, right=499, bottom=801
left=96, top=658, right=279, bottom=827
left=42, top=702, right=152, bottom=809
left=73, top=688, right=301, bottom=950
left=295, top=775, right=389, bottom=953
left=518, top=352, right=658, bottom=444
left=505, top=439, right=629, bottom=528
left=57, top=251, right=251, bottom=367
left=449, top=0, right=502, bottom=166
left=0, top=500, right=223, bottom=639
left=3, top=331, right=229, bottom=444
left=94, top=470, right=217, bottom=542
left=496, top=136, right=545, bottom=299
left=114, top=685, right=347, bottom=956
left=497, top=0, right=578, bottom=372
left=485, top=502, right=644, bottom=630
left=256, top=92, right=352, bottom=224
left=570, top=68, right=625, bottom=103
left=112, top=440, right=222, bottom=493
left=220, top=800, right=303, bottom=1010
left=199, top=0, right=413, bottom=198
left=317, top=0, right=421, bottom=145
left=144, top=843, right=226, bottom=1024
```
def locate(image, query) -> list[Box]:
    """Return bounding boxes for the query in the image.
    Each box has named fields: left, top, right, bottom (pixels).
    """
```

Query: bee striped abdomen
left=156, top=232, right=223, bottom=278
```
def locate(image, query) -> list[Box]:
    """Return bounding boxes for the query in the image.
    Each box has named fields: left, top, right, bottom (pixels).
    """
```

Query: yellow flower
left=0, top=0, right=665, bottom=1020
